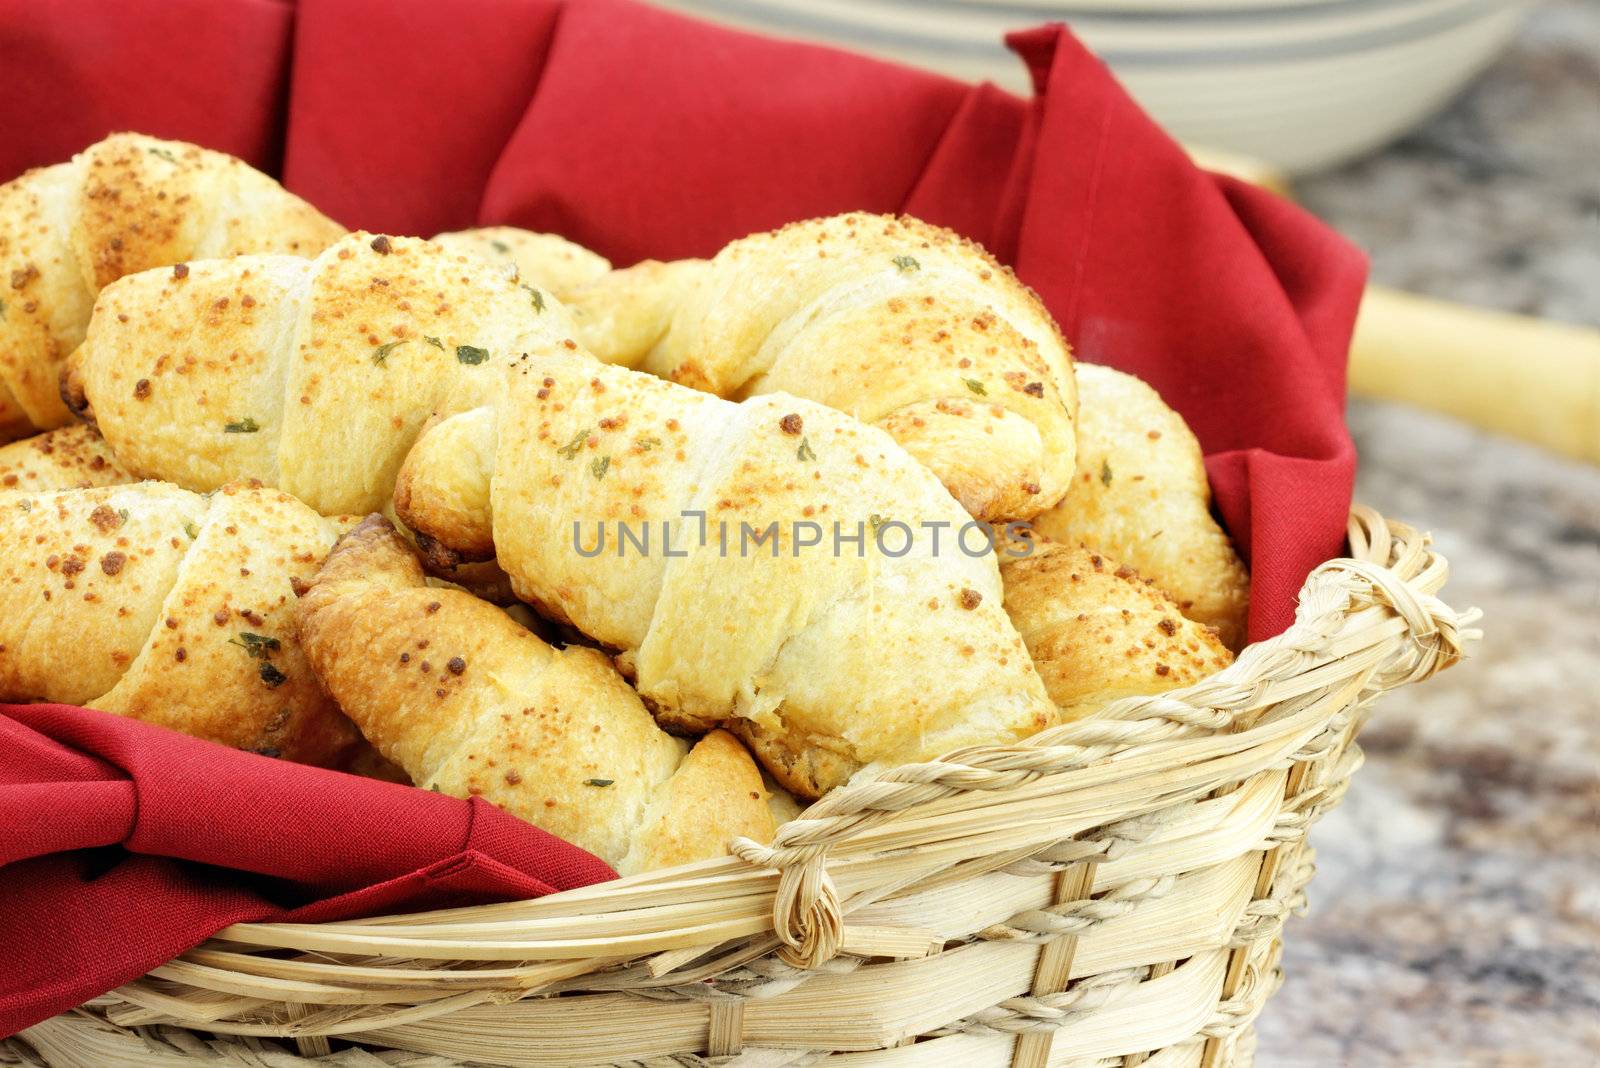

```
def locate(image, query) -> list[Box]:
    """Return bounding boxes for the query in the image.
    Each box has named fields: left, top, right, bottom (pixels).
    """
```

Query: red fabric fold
left=0, top=0, right=1366, bottom=1037
left=0, top=704, right=614, bottom=1036
left=1000, top=29, right=1362, bottom=636
left=0, top=0, right=293, bottom=179
left=284, top=0, right=565, bottom=237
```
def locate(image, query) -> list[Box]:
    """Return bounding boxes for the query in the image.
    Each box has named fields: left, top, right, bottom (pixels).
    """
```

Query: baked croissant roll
left=298, top=515, right=776, bottom=874
left=1033, top=364, right=1251, bottom=650
left=566, top=213, right=1077, bottom=522
left=0, top=480, right=361, bottom=766
left=394, top=352, right=1054, bottom=799
left=431, top=226, right=611, bottom=300
left=0, top=425, right=133, bottom=493
left=1001, top=540, right=1233, bottom=723
left=65, top=231, right=577, bottom=516
left=0, top=133, right=343, bottom=442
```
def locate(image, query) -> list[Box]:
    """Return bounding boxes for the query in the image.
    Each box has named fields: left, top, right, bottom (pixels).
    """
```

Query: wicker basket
left=3, top=506, right=1477, bottom=1068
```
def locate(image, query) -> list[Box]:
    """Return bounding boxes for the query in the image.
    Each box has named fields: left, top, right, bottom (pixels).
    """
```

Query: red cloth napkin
left=0, top=0, right=1366, bottom=1037
left=0, top=704, right=616, bottom=1036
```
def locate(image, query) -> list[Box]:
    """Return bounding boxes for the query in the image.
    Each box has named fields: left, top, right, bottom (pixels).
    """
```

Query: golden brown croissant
left=393, top=352, right=1054, bottom=799
left=0, top=480, right=361, bottom=766
left=0, top=426, right=516, bottom=610
left=65, top=231, right=577, bottom=516
left=430, top=226, right=611, bottom=300
left=297, top=515, right=776, bottom=874
left=1032, top=363, right=1251, bottom=650
left=0, top=425, right=133, bottom=493
left=566, top=257, right=705, bottom=368
left=0, top=133, right=343, bottom=442
left=565, top=213, right=1077, bottom=521
left=1002, top=540, right=1233, bottom=722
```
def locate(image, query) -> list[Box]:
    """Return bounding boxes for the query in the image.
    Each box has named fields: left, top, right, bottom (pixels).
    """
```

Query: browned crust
left=1001, top=540, right=1233, bottom=720
left=57, top=355, right=94, bottom=427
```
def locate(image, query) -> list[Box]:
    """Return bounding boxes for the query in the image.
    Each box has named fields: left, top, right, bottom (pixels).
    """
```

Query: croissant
left=0, top=480, right=361, bottom=766
left=565, top=213, right=1077, bottom=522
left=567, top=257, right=705, bottom=368
left=0, top=133, right=343, bottom=442
left=0, top=425, right=133, bottom=493
left=1032, top=363, right=1251, bottom=650
left=1001, top=540, right=1233, bottom=722
left=297, top=515, right=775, bottom=874
left=393, top=352, right=1054, bottom=799
left=0, top=426, right=516, bottom=610
left=65, top=231, right=577, bottom=516
left=431, top=226, right=611, bottom=300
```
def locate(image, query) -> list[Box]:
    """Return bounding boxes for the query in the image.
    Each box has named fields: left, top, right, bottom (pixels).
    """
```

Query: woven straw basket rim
left=4, top=504, right=1479, bottom=1068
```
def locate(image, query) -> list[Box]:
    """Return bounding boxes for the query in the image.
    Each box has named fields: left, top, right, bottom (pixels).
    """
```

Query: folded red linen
left=0, top=703, right=615, bottom=1036
left=0, top=0, right=1366, bottom=1036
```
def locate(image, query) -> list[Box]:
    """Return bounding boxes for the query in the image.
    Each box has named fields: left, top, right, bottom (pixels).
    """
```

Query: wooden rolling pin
left=1350, top=287, right=1600, bottom=465
left=1189, top=145, right=1600, bottom=466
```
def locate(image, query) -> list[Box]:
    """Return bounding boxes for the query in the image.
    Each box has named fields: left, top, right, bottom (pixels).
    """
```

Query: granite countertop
left=1256, top=3, right=1600, bottom=1064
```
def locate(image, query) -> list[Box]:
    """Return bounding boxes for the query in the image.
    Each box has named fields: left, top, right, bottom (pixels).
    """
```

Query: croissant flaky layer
left=567, top=213, right=1078, bottom=521
left=297, top=515, right=775, bottom=874
left=0, top=481, right=361, bottom=765
left=0, top=133, right=343, bottom=441
left=1002, top=540, right=1234, bottom=722
left=0, top=425, right=133, bottom=493
left=430, top=227, right=612, bottom=300
left=67, top=231, right=579, bottom=516
left=1033, top=363, right=1251, bottom=650
left=395, top=352, right=1055, bottom=798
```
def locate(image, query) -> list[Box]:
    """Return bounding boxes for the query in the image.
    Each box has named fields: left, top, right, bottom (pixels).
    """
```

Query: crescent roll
left=0, top=132, right=342, bottom=441
left=0, top=425, right=133, bottom=493
left=65, top=231, right=578, bottom=516
left=0, top=480, right=361, bottom=765
left=1002, top=540, right=1234, bottom=722
left=566, top=213, right=1077, bottom=521
left=1033, top=363, right=1250, bottom=649
left=430, top=226, right=611, bottom=300
left=394, top=352, right=1054, bottom=798
left=297, top=515, right=776, bottom=874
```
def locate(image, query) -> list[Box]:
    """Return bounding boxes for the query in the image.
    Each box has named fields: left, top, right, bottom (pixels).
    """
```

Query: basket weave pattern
left=2, top=507, right=1478, bottom=1068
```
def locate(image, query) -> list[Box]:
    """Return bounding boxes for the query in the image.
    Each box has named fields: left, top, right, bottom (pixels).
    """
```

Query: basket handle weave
left=732, top=504, right=1480, bottom=967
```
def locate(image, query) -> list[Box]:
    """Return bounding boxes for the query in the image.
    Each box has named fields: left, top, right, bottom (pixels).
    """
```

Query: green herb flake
left=224, top=417, right=260, bottom=434
left=422, top=335, right=444, bottom=350
left=1100, top=459, right=1113, bottom=487
left=556, top=429, right=590, bottom=460
left=892, top=255, right=920, bottom=273
left=183, top=521, right=199, bottom=540
left=147, top=146, right=178, bottom=163
left=634, top=436, right=662, bottom=452
left=117, top=508, right=130, bottom=524
left=456, top=345, right=490, bottom=365
left=491, top=239, right=511, bottom=254
left=583, top=778, right=614, bottom=788
left=258, top=661, right=288, bottom=688
left=520, top=283, right=546, bottom=313
left=16, top=499, right=33, bottom=512
left=797, top=436, right=817, bottom=462
left=372, top=339, right=409, bottom=366
left=229, top=632, right=282, bottom=659
left=868, top=513, right=891, bottom=535
left=963, top=378, right=988, bottom=397
left=590, top=455, right=611, bottom=480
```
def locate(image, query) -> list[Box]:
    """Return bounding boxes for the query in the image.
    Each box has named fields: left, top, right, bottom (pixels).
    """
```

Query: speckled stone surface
left=1255, top=4, right=1600, bottom=1064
